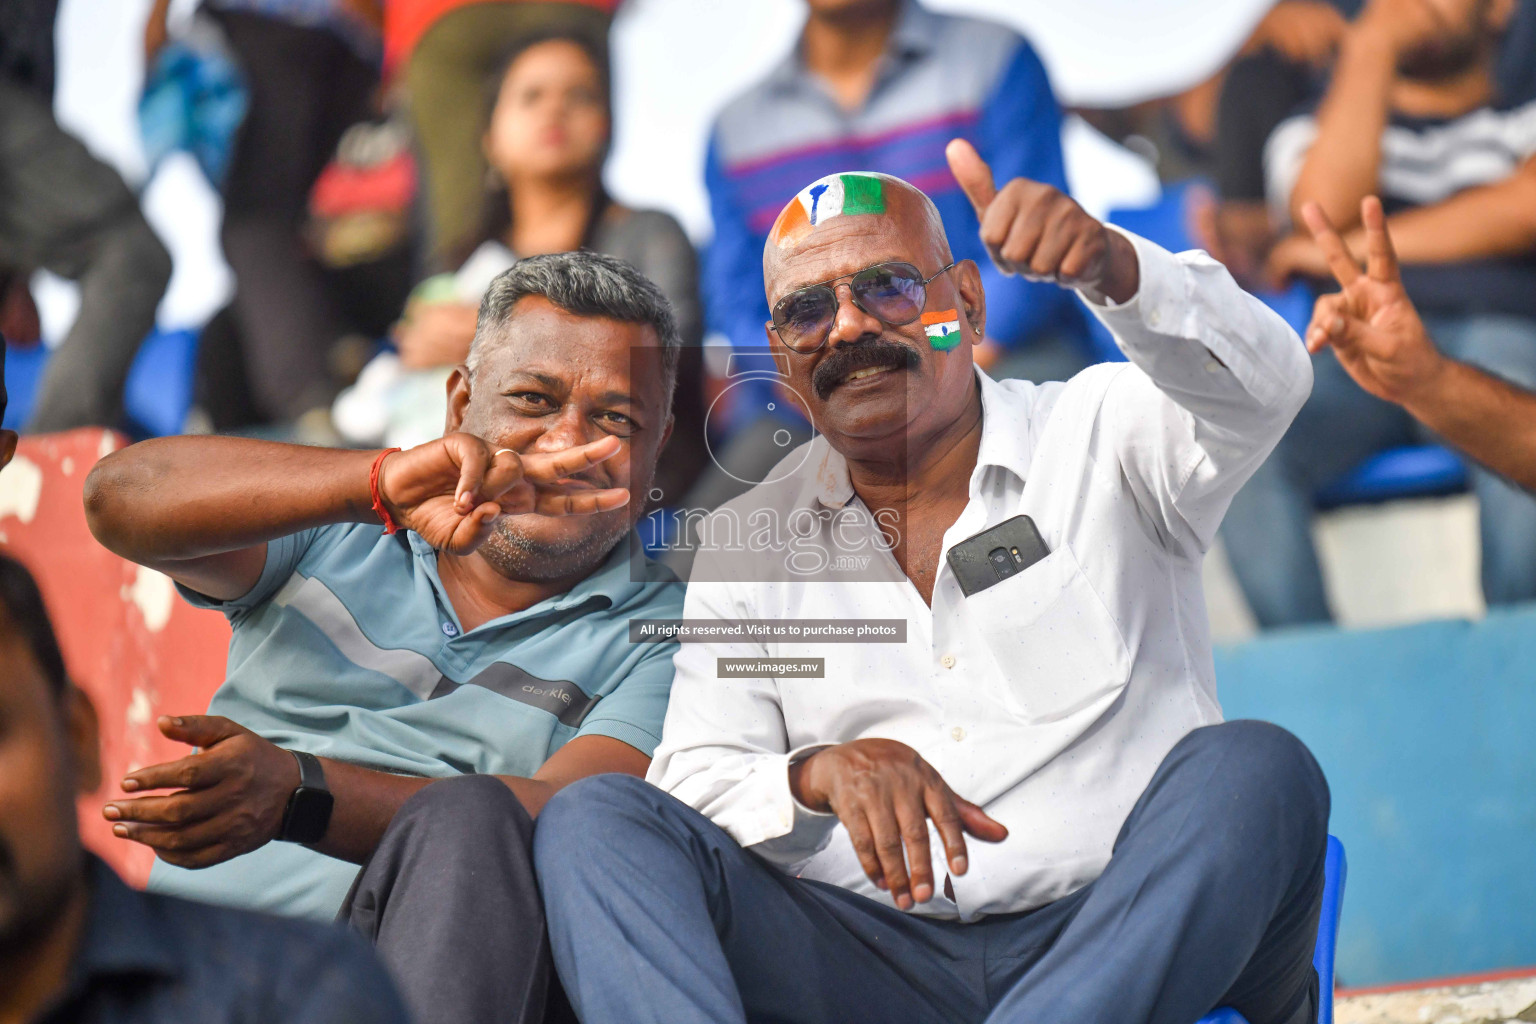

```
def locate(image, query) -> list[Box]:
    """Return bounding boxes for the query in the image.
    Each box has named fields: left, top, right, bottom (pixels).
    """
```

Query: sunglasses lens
left=852, top=263, right=926, bottom=325
left=773, top=287, right=837, bottom=350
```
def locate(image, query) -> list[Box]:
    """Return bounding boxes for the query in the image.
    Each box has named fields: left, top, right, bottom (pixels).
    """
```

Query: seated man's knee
left=533, top=773, right=657, bottom=867
left=1180, top=721, right=1330, bottom=826
left=397, top=773, right=532, bottom=845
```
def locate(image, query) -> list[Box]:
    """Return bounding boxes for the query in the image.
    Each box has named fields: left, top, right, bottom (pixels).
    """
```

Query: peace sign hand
left=1301, top=197, right=1445, bottom=406
left=378, top=433, right=629, bottom=555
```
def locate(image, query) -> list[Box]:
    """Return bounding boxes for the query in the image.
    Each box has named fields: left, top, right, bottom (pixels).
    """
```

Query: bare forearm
left=1291, top=33, right=1395, bottom=227
left=1404, top=360, right=1536, bottom=491
left=85, top=437, right=380, bottom=565
left=1360, top=175, right=1536, bottom=263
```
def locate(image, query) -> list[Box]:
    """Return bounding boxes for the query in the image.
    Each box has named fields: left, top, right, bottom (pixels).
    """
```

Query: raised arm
left=1288, top=0, right=1445, bottom=228
left=1303, top=196, right=1536, bottom=491
left=84, top=432, right=629, bottom=601
left=948, top=138, right=1311, bottom=556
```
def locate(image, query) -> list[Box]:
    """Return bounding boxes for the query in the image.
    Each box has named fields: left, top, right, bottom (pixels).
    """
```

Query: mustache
left=811, top=339, right=921, bottom=400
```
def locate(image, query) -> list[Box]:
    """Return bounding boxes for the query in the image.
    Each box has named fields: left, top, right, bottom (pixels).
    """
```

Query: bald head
left=763, top=172, right=950, bottom=287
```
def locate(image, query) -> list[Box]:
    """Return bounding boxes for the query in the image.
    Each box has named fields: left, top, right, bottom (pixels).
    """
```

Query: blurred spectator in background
left=0, top=547, right=411, bottom=1023
left=385, top=0, right=617, bottom=266
left=1204, top=0, right=1536, bottom=285
left=0, top=0, right=171, bottom=432
left=333, top=30, right=707, bottom=500
left=698, top=0, right=1085, bottom=504
left=1220, top=0, right=1536, bottom=626
left=1201, top=0, right=1355, bottom=285
left=145, top=0, right=386, bottom=439
left=1304, top=196, right=1536, bottom=492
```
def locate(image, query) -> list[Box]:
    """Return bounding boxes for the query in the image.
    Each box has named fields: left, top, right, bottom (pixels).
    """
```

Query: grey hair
left=467, top=250, right=682, bottom=405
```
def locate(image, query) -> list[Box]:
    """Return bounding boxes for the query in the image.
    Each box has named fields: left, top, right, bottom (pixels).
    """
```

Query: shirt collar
left=70, top=856, right=182, bottom=985
left=971, top=368, right=1037, bottom=487
left=768, top=0, right=937, bottom=95
left=804, top=366, right=1036, bottom=511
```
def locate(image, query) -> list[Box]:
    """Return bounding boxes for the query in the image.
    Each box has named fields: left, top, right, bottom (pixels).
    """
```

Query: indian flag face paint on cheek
left=770, top=172, right=887, bottom=248
left=921, top=309, right=962, bottom=351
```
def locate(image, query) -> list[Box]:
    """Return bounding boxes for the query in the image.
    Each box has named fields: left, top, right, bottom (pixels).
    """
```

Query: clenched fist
left=377, top=433, right=630, bottom=554
left=945, top=138, right=1140, bottom=305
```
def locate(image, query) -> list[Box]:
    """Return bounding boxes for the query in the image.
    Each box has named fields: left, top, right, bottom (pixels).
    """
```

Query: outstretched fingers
left=1300, top=201, right=1360, bottom=289
left=519, top=435, right=623, bottom=484
left=1360, top=195, right=1400, bottom=284
left=533, top=487, right=630, bottom=516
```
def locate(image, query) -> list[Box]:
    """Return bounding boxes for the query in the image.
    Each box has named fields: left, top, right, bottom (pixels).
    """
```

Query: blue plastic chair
left=1314, top=446, right=1468, bottom=511
left=2, top=328, right=198, bottom=437
left=1198, top=835, right=1348, bottom=1024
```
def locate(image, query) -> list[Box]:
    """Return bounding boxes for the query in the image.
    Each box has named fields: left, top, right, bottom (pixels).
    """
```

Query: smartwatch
left=278, top=749, right=334, bottom=845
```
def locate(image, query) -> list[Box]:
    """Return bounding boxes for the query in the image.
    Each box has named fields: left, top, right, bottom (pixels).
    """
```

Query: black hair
left=446, top=29, right=615, bottom=270
left=0, top=551, right=67, bottom=695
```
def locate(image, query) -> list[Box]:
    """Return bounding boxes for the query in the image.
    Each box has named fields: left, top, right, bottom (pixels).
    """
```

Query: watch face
left=284, top=787, right=335, bottom=845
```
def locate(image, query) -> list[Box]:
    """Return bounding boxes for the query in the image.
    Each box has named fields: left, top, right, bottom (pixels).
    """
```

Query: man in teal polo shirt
left=83, top=251, right=685, bottom=1024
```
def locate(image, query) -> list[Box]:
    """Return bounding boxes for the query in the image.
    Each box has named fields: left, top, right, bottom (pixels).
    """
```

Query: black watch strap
left=279, top=749, right=334, bottom=845
left=291, top=749, right=326, bottom=792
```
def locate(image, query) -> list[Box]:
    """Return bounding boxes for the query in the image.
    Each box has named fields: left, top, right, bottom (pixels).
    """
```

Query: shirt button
left=1205, top=360, right=1222, bottom=373
left=940, top=654, right=956, bottom=669
left=1148, top=311, right=1161, bottom=328
left=441, top=621, right=459, bottom=637
left=951, top=726, right=966, bottom=742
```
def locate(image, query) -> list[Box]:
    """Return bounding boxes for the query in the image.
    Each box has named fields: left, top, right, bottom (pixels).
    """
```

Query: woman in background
left=336, top=28, right=706, bottom=501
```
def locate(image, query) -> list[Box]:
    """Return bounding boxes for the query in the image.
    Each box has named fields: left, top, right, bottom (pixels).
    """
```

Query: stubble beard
left=475, top=512, right=635, bottom=583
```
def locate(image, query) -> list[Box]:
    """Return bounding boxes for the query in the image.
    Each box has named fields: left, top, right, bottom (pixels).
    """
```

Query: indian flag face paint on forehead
left=921, top=309, right=962, bottom=351
left=770, top=172, right=888, bottom=248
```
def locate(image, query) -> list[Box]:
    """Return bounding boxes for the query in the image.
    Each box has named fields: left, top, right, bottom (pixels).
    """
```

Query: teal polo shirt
left=146, top=523, right=682, bottom=920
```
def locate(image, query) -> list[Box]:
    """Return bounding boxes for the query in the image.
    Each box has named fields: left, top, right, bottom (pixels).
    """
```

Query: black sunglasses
left=768, top=261, right=957, bottom=354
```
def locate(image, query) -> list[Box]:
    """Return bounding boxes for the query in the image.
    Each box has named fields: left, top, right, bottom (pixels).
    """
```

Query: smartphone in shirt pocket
left=950, top=517, right=1130, bottom=724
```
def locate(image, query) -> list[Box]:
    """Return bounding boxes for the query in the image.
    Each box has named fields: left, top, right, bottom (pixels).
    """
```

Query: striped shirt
left=703, top=0, right=1083, bottom=416
left=1266, top=96, right=1536, bottom=318
left=147, top=523, right=682, bottom=919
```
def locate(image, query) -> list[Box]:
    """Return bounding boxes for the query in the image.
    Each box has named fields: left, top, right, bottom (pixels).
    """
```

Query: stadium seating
left=1199, top=835, right=1348, bottom=1024
left=0, top=429, right=231, bottom=886
left=3, top=327, right=199, bottom=438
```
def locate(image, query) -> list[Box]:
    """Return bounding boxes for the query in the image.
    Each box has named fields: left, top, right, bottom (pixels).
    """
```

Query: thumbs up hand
left=946, top=138, right=1139, bottom=305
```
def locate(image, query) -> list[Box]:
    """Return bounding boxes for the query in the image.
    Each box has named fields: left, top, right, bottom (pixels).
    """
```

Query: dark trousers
left=0, top=80, right=171, bottom=431
left=213, top=11, right=375, bottom=422
left=338, top=774, right=575, bottom=1024
left=533, top=721, right=1330, bottom=1024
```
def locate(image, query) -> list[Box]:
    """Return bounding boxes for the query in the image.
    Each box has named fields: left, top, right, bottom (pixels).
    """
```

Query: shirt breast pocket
left=962, top=545, right=1131, bottom=724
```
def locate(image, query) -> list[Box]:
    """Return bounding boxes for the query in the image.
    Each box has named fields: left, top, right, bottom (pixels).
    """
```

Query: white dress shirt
left=647, top=228, right=1312, bottom=921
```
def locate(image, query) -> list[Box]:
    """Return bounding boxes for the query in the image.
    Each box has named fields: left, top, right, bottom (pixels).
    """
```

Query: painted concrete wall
left=1217, top=609, right=1536, bottom=987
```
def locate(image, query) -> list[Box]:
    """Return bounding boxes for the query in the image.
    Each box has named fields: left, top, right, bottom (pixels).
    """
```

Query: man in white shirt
left=534, top=141, right=1328, bottom=1024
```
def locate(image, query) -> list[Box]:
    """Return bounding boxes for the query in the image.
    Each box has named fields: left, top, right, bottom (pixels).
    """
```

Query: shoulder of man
left=137, top=888, right=409, bottom=1021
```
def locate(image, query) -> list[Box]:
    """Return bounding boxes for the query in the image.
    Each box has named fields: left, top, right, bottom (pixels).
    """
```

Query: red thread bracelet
left=370, top=448, right=402, bottom=534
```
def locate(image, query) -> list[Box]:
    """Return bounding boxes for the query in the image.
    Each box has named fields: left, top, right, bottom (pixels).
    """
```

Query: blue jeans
left=1221, top=313, right=1536, bottom=627
left=533, top=722, right=1329, bottom=1024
